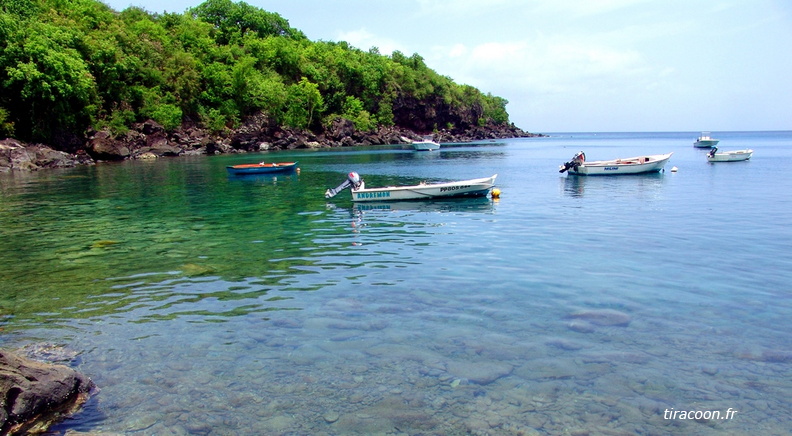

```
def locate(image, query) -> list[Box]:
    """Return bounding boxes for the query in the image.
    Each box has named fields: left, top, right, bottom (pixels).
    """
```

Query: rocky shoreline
left=1, top=115, right=543, bottom=172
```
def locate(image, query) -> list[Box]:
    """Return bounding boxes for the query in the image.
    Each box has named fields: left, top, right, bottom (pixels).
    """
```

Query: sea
left=0, top=131, right=790, bottom=435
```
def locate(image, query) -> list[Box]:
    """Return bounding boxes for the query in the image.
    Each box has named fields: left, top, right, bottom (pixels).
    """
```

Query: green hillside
left=0, top=0, right=518, bottom=150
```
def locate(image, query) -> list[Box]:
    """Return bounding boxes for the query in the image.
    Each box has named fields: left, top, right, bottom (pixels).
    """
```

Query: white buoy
left=671, top=166, right=678, bottom=172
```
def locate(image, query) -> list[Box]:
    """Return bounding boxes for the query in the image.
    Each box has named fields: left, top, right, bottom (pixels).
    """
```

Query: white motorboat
left=325, top=172, right=497, bottom=202
left=559, top=151, right=673, bottom=175
left=694, top=132, right=719, bottom=148
left=707, top=147, right=753, bottom=162
left=412, top=135, right=440, bottom=151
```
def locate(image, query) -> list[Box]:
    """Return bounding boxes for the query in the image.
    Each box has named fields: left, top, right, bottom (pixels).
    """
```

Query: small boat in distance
left=412, top=135, right=441, bottom=151
left=325, top=172, right=497, bottom=202
left=226, top=161, right=298, bottom=175
left=707, top=148, right=753, bottom=162
left=694, top=132, right=719, bottom=148
left=559, top=151, right=673, bottom=175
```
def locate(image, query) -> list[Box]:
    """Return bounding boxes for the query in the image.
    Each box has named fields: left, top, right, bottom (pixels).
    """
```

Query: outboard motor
left=325, top=172, right=364, bottom=198
left=708, top=147, right=718, bottom=158
left=559, top=151, right=586, bottom=173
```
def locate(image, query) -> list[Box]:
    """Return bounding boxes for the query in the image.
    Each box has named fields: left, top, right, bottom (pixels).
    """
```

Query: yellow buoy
left=491, top=188, right=501, bottom=198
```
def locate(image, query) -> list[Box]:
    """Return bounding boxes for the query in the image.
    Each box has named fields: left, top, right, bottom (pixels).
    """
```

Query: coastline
left=0, top=117, right=543, bottom=172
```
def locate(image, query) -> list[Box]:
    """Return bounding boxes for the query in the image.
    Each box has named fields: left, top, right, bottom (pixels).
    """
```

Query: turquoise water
left=1, top=131, right=790, bottom=435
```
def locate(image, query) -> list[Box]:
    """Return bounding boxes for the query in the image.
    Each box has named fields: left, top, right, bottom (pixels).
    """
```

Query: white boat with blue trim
left=325, top=172, right=497, bottom=202
left=559, top=151, right=673, bottom=175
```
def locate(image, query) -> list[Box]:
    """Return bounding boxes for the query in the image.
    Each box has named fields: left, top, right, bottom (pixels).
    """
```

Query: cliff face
left=391, top=95, right=482, bottom=135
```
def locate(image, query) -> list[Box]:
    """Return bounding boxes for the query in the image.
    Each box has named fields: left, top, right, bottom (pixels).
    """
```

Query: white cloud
left=427, top=35, right=654, bottom=97
left=448, top=43, right=467, bottom=58
left=335, top=28, right=406, bottom=55
left=528, top=0, right=656, bottom=18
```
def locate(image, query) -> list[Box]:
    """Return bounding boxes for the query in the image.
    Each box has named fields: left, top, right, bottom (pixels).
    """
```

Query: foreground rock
left=0, top=350, right=96, bottom=435
left=0, top=139, right=93, bottom=172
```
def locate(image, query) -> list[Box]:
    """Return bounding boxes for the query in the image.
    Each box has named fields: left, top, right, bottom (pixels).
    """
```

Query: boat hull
left=567, top=153, right=673, bottom=175
left=412, top=141, right=440, bottom=151
left=351, top=175, right=497, bottom=202
left=226, top=162, right=298, bottom=175
left=694, top=139, right=719, bottom=148
left=707, top=149, right=753, bottom=162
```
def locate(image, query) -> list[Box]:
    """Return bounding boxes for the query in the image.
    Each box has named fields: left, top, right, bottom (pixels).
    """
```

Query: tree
left=2, top=20, right=98, bottom=142
left=342, top=96, right=375, bottom=131
left=0, top=107, right=14, bottom=137
left=1, top=0, right=41, bottom=18
left=190, top=0, right=303, bottom=45
left=283, top=77, right=323, bottom=129
left=482, top=94, right=509, bottom=125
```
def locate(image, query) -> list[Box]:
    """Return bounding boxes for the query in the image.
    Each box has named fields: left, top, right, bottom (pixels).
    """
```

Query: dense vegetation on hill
left=0, top=0, right=518, bottom=151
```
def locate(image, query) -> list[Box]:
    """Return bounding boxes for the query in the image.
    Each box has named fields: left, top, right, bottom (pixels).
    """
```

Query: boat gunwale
left=228, top=161, right=298, bottom=169
left=353, top=175, right=497, bottom=194
left=711, top=149, right=753, bottom=155
left=578, top=153, right=673, bottom=168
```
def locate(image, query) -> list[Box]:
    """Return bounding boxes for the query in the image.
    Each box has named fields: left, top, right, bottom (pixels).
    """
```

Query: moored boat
left=226, top=161, right=298, bottom=175
left=707, top=148, right=753, bottom=162
left=412, top=135, right=441, bottom=151
left=559, top=151, right=673, bottom=175
left=694, top=132, right=719, bottom=148
left=325, top=172, right=497, bottom=202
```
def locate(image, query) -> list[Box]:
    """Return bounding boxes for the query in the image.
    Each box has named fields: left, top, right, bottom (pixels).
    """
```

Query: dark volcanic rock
left=86, top=130, right=130, bottom=161
left=0, top=139, right=94, bottom=171
left=0, top=350, right=96, bottom=435
left=2, top=111, right=545, bottom=172
left=139, top=136, right=182, bottom=157
left=326, top=118, right=356, bottom=141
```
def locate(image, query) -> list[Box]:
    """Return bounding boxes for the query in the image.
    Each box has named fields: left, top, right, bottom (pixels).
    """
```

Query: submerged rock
left=567, top=309, right=632, bottom=327
left=181, top=263, right=217, bottom=277
left=446, top=360, right=513, bottom=385
left=736, top=348, right=792, bottom=363
left=545, top=337, right=585, bottom=351
left=761, top=349, right=792, bottom=363
left=18, top=343, right=80, bottom=364
left=567, top=320, right=596, bottom=333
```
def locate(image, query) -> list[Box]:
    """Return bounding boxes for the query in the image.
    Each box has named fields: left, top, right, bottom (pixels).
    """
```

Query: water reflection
left=226, top=171, right=300, bottom=185
left=352, top=197, right=496, bottom=213
left=561, top=172, right=667, bottom=198
left=324, top=197, right=497, bottom=254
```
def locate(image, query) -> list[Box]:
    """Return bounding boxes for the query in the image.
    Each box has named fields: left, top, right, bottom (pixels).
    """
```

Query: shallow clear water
left=1, top=131, right=790, bottom=435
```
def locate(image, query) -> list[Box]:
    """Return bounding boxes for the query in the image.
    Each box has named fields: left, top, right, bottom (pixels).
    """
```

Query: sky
left=101, top=0, right=792, bottom=133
